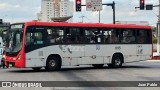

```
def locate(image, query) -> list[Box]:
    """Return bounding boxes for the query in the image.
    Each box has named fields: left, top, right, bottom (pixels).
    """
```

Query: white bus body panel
left=25, top=44, right=152, bottom=68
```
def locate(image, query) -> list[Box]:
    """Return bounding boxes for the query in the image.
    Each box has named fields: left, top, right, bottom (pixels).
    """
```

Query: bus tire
left=111, top=54, right=123, bottom=68
left=92, top=64, right=104, bottom=68
left=45, top=56, right=61, bottom=71
left=32, top=67, right=41, bottom=71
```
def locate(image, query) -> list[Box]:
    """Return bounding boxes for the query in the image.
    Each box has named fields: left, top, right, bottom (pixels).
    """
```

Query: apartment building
left=37, top=0, right=73, bottom=22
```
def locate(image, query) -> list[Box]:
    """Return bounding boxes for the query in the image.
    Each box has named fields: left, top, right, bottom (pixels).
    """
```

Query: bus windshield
left=5, top=24, right=24, bottom=56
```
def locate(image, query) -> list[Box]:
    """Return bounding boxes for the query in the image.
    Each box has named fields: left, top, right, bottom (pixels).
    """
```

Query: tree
left=152, top=26, right=157, bottom=33
left=152, top=26, right=157, bottom=43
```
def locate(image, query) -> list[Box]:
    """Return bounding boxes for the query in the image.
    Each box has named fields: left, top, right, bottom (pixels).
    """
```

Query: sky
left=0, top=0, right=159, bottom=26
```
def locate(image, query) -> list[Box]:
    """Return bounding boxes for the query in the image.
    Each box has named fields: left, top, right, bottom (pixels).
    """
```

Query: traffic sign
left=86, top=0, right=102, bottom=11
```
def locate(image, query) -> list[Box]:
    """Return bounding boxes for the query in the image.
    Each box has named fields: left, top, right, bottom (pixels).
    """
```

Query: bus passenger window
left=137, top=30, right=146, bottom=44
left=26, top=32, right=43, bottom=45
left=107, top=29, right=119, bottom=44
left=103, top=30, right=110, bottom=43
left=26, top=33, right=31, bottom=45
left=121, top=29, right=135, bottom=44
left=85, top=29, right=96, bottom=43
left=110, top=31, right=118, bottom=43
left=146, top=30, right=152, bottom=44
left=47, top=28, right=64, bottom=44
left=85, top=29, right=103, bottom=44
left=47, top=29, right=55, bottom=43
left=90, top=37, right=95, bottom=43
left=66, top=27, right=82, bottom=44
left=56, top=29, right=64, bottom=43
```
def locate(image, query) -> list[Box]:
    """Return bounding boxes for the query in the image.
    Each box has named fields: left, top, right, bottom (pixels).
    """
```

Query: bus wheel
left=111, top=54, right=123, bottom=68
left=92, top=64, right=104, bottom=68
left=45, top=57, right=61, bottom=71
left=32, top=67, right=41, bottom=71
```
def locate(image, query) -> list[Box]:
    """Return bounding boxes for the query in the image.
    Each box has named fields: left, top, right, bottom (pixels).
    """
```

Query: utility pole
left=113, top=1, right=115, bottom=24
left=99, top=11, right=101, bottom=23
left=157, top=0, right=160, bottom=55
left=159, top=0, right=160, bottom=22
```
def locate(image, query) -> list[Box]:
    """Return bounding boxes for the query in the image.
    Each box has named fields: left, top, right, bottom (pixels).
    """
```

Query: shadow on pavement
left=7, top=65, right=152, bottom=73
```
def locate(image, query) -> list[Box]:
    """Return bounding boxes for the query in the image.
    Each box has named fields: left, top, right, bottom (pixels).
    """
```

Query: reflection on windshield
left=6, top=29, right=23, bottom=54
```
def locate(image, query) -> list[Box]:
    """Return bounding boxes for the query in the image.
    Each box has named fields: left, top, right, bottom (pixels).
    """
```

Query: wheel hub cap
left=115, top=59, right=121, bottom=66
left=50, top=60, right=56, bottom=67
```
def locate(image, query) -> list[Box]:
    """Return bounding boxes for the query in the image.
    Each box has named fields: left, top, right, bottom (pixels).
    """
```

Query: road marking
left=147, top=60, right=160, bottom=62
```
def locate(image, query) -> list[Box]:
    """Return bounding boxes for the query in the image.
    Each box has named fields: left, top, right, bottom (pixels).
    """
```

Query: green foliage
left=0, top=28, right=3, bottom=37
left=153, top=37, right=157, bottom=44
left=152, top=26, right=157, bottom=44
left=152, top=26, right=157, bottom=32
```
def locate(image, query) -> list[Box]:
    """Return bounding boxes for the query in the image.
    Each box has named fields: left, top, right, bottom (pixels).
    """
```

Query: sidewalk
left=148, top=60, right=160, bottom=62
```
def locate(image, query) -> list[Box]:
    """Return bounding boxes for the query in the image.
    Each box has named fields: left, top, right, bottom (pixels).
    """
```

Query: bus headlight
left=17, top=54, right=22, bottom=60
left=3, top=55, right=5, bottom=58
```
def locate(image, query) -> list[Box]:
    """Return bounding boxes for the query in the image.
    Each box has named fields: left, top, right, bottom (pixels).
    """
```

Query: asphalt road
left=0, top=60, right=160, bottom=90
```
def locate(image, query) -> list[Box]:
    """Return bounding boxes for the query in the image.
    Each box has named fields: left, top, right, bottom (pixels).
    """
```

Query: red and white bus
left=4, top=21, right=152, bottom=71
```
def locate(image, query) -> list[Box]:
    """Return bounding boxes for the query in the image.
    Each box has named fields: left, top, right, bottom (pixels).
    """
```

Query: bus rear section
left=4, top=21, right=153, bottom=70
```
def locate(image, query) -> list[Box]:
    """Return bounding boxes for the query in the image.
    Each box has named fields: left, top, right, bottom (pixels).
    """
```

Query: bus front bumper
left=5, top=61, right=25, bottom=68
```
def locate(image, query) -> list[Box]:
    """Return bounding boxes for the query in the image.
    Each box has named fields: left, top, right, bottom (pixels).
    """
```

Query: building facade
left=37, top=0, right=73, bottom=22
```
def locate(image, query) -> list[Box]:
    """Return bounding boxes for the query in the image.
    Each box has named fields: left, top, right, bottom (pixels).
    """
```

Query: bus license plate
left=9, top=64, right=12, bottom=67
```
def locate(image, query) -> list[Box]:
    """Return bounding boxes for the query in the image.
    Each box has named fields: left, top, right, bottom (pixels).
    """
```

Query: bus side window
left=121, top=29, right=135, bottom=44
left=108, top=29, right=119, bottom=44
left=137, top=30, right=146, bottom=44
left=85, top=29, right=96, bottom=44
left=47, top=28, right=64, bottom=44
left=56, top=29, right=64, bottom=43
left=85, top=28, right=104, bottom=44
left=47, top=28, right=56, bottom=43
left=34, top=32, right=43, bottom=44
left=26, top=32, right=43, bottom=45
left=146, top=30, right=152, bottom=44
left=66, top=27, right=81, bottom=44
left=26, top=33, right=31, bottom=45
left=95, top=29, right=103, bottom=43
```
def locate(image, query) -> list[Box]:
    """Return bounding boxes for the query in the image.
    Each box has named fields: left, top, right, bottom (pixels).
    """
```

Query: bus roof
left=24, top=21, right=151, bottom=29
